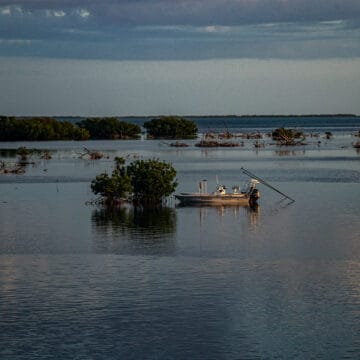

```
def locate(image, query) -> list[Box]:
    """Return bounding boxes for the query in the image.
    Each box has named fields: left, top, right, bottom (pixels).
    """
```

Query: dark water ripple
left=0, top=256, right=359, bottom=359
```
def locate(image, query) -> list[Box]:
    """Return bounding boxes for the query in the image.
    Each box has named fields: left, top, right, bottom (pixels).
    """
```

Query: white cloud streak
left=53, top=10, right=66, bottom=17
left=1, top=5, right=90, bottom=19
left=76, top=8, right=90, bottom=18
left=0, top=38, right=32, bottom=44
left=0, top=6, right=10, bottom=15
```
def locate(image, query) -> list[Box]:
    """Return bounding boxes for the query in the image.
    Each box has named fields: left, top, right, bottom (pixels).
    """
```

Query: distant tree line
left=0, top=116, right=89, bottom=141
left=0, top=116, right=141, bottom=141
left=0, top=115, right=198, bottom=141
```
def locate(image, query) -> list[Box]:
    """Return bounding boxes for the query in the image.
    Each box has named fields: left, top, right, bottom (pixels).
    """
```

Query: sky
left=0, top=0, right=359, bottom=115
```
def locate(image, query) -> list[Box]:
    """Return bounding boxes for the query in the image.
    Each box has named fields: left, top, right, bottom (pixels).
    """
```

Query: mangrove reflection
left=0, top=149, right=18, bottom=158
left=91, top=206, right=177, bottom=255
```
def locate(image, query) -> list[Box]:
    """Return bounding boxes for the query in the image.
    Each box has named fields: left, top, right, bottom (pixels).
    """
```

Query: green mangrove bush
left=78, top=117, right=141, bottom=139
left=0, top=116, right=89, bottom=141
left=143, top=116, right=198, bottom=139
left=91, top=158, right=178, bottom=205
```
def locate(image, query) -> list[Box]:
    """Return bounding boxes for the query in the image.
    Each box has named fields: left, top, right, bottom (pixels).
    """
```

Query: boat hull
left=175, top=193, right=252, bottom=205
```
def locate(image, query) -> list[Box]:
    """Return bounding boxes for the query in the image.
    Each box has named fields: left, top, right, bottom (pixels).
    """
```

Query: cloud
left=0, top=1, right=359, bottom=61
left=45, top=9, right=66, bottom=17
left=0, top=1, right=359, bottom=25
left=53, top=10, right=66, bottom=17
left=0, top=5, right=26, bottom=15
left=76, top=8, right=90, bottom=18
left=0, top=38, right=32, bottom=44
left=0, top=7, right=11, bottom=15
left=0, top=4, right=90, bottom=19
left=203, top=26, right=231, bottom=34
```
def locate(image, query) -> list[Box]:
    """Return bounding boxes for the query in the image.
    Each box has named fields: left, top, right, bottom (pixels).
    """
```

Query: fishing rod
left=241, top=167, right=295, bottom=203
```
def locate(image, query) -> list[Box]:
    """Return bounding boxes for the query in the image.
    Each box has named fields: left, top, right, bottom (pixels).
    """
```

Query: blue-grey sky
left=0, top=1, right=359, bottom=115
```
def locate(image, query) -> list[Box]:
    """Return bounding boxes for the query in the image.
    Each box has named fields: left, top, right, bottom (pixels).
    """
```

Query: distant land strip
left=186, top=114, right=359, bottom=118
left=14, top=114, right=358, bottom=119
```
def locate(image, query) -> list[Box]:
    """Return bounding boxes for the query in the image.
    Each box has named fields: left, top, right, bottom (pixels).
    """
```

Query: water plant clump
left=91, top=157, right=178, bottom=206
left=0, top=160, right=26, bottom=174
left=325, top=131, right=333, bottom=139
left=169, top=141, right=189, bottom=147
left=272, top=127, right=306, bottom=146
left=195, top=140, right=242, bottom=147
left=254, top=140, right=265, bottom=148
left=16, top=146, right=32, bottom=162
left=16, top=146, right=53, bottom=165
left=78, top=147, right=108, bottom=160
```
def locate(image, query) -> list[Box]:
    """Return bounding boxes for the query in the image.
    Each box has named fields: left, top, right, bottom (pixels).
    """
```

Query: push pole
left=241, top=167, right=295, bottom=203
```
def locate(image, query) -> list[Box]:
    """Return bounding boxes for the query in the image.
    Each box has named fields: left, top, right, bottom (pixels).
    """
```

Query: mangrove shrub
left=78, top=117, right=141, bottom=139
left=91, top=158, right=178, bottom=205
left=272, top=128, right=304, bottom=141
left=271, top=127, right=306, bottom=145
left=0, top=116, right=89, bottom=141
left=91, top=171, right=133, bottom=203
left=127, top=159, right=178, bottom=203
left=143, top=116, right=198, bottom=139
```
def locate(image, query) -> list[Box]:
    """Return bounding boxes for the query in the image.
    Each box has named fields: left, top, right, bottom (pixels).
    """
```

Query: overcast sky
left=0, top=0, right=359, bottom=115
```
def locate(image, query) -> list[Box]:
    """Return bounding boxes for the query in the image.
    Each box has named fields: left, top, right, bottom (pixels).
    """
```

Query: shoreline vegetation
left=0, top=114, right=359, bottom=142
left=0, top=115, right=359, bottom=153
left=0, top=115, right=199, bottom=141
left=0, top=116, right=142, bottom=141
left=1, top=126, right=359, bottom=175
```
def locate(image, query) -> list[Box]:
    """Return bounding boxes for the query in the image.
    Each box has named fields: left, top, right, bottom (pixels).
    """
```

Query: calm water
left=1, top=117, right=360, bottom=359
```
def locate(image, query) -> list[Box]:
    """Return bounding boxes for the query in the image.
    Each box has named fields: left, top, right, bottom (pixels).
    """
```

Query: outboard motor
left=247, top=179, right=260, bottom=206
left=249, top=188, right=260, bottom=205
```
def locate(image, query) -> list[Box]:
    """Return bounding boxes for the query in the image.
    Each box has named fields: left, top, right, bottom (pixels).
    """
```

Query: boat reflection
left=177, top=203, right=260, bottom=226
left=91, top=206, right=177, bottom=255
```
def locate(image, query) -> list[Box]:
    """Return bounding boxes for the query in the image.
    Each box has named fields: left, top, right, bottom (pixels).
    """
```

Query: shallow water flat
left=0, top=118, right=360, bottom=358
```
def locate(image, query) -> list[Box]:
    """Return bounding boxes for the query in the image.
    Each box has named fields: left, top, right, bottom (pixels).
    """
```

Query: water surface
left=0, top=117, right=360, bottom=359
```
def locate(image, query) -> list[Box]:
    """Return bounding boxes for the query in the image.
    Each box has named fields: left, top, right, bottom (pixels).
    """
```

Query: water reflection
left=274, top=149, right=306, bottom=156
left=181, top=204, right=260, bottom=227
left=91, top=206, right=177, bottom=255
left=0, top=149, right=18, bottom=158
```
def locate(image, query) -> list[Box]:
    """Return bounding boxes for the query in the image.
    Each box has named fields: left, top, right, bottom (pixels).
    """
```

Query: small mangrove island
left=143, top=116, right=198, bottom=139
left=78, top=117, right=141, bottom=140
left=91, top=157, right=178, bottom=206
